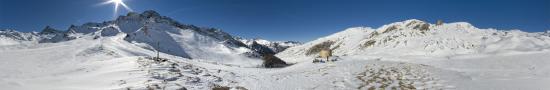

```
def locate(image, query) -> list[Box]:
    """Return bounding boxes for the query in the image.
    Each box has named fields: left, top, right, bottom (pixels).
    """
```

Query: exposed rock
left=262, top=54, right=288, bottom=68
left=235, top=86, right=248, bottom=90
left=414, top=23, right=430, bottom=31
left=212, top=86, right=230, bottom=90
left=363, top=40, right=376, bottom=48
left=382, top=25, right=399, bottom=33
left=306, top=41, right=335, bottom=55
left=239, top=38, right=301, bottom=54
left=39, top=26, right=63, bottom=34
left=249, top=41, right=276, bottom=55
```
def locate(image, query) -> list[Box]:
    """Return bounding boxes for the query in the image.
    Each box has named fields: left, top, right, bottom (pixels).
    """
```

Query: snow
left=0, top=34, right=242, bottom=90
left=239, top=38, right=302, bottom=53
left=0, top=35, right=136, bottom=90
left=276, top=27, right=375, bottom=63
left=0, top=30, right=40, bottom=46
left=398, top=51, right=550, bottom=90
left=4, top=43, right=548, bottom=90
left=278, top=19, right=550, bottom=63
left=273, top=19, right=550, bottom=89
left=1, top=12, right=549, bottom=90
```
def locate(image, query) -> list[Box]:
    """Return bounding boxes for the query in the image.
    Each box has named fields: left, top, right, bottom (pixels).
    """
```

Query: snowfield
left=2, top=40, right=548, bottom=90
left=1, top=11, right=549, bottom=90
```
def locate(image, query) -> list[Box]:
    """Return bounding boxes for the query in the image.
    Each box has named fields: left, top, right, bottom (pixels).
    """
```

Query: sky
left=1, top=0, right=549, bottom=42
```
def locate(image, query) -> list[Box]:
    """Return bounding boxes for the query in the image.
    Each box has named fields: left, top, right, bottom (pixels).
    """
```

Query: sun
left=112, top=0, right=123, bottom=4
left=100, top=0, right=133, bottom=17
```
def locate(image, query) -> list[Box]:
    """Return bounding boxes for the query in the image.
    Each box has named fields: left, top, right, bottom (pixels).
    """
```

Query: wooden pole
left=157, top=41, right=160, bottom=59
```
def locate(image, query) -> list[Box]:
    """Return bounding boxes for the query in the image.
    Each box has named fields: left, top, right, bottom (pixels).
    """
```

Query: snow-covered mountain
left=277, top=19, right=550, bottom=63
left=0, top=10, right=271, bottom=89
left=2, top=13, right=550, bottom=90
left=63, top=11, right=255, bottom=60
left=0, top=29, right=41, bottom=46
left=541, top=30, right=550, bottom=36
left=1, top=10, right=271, bottom=66
left=239, top=39, right=301, bottom=54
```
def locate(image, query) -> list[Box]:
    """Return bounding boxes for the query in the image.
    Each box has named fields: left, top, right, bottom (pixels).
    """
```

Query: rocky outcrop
left=239, top=39, right=301, bottom=54
left=262, top=54, right=288, bottom=68
left=249, top=41, right=276, bottom=55
left=278, top=19, right=550, bottom=63
left=39, top=26, right=63, bottom=34
left=306, top=41, right=335, bottom=55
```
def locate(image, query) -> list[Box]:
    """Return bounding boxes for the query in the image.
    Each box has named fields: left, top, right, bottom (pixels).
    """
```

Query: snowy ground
left=226, top=51, right=550, bottom=90
left=1, top=35, right=549, bottom=90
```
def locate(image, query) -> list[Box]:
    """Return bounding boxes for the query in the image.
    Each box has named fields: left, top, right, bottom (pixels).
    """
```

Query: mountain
left=0, top=29, right=41, bottom=46
left=239, top=39, right=301, bottom=55
left=1, top=10, right=271, bottom=66
left=2, top=17, right=550, bottom=90
left=277, top=19, right=550, bottom=63
left=0, top=10, right=275, bottom=89
left=541, top=30, right=550, bottom=36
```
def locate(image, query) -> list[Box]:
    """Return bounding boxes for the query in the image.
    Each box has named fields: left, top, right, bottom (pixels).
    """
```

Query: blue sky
left=1, top=0, right=549, bottom=42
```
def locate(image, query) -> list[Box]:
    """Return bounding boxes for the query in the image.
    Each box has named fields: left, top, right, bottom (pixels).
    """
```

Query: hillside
left=277, top=19, right=550, bottom=63
left=1, top=16, right=550, bottom=90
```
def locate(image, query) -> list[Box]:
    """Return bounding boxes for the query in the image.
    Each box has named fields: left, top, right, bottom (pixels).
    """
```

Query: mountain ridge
left=277, top=19, right=550, bottom=63
left=0, top=10, right=295, bottom=65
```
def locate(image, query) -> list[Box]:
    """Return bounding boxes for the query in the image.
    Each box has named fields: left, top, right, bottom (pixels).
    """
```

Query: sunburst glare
left=100, top=0, right=133, bottom=17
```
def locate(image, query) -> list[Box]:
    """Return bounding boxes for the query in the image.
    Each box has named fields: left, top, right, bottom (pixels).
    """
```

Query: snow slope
left=0, top=10, right=266, bottom=89
left=0, top=34, right=142, bottom=90
left=277, top=19, right=550, bottom=63
left=0, top=10, right=264, bottom=67
left=168, top=51, right=550, bottom=90
left=0, top=33, right=244, bottom=90
left=0, top=29, right=41, bottom=46
left=423, top=52, right=550, bottom=90
left=269, top=19, right=550, bottom=90
left=2, top=14, right=549, bottom=90
left=64, top=10, right=257, bottom=64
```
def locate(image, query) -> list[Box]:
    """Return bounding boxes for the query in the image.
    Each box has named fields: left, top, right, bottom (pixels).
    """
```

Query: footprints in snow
left=130, top=57, right=236, bottom=90
left=356, top=62, right=450, bottom=90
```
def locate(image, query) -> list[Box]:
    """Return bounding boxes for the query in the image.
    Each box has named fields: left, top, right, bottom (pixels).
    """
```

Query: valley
left=1, top=11, right=549, bottom=90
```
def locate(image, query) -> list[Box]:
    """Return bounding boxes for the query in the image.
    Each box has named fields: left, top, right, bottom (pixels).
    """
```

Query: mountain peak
left=141, top=10, right=161, bottom=18
left=376, top=19, right=430, bottom=33
left=123, top=10, right=161, bottom=17
left=402, top=19, right=426, bottom=24
left=0, top=29, right=18, bottom=33
left=116, top=10, right=169, bottom=23
left=278, top=19, right=550, bottom=63
left=40, top=26, right=62, bottom=34
left=445, top=22, right=475, bottom=29
left=375, top=19, right=480, bottom=34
